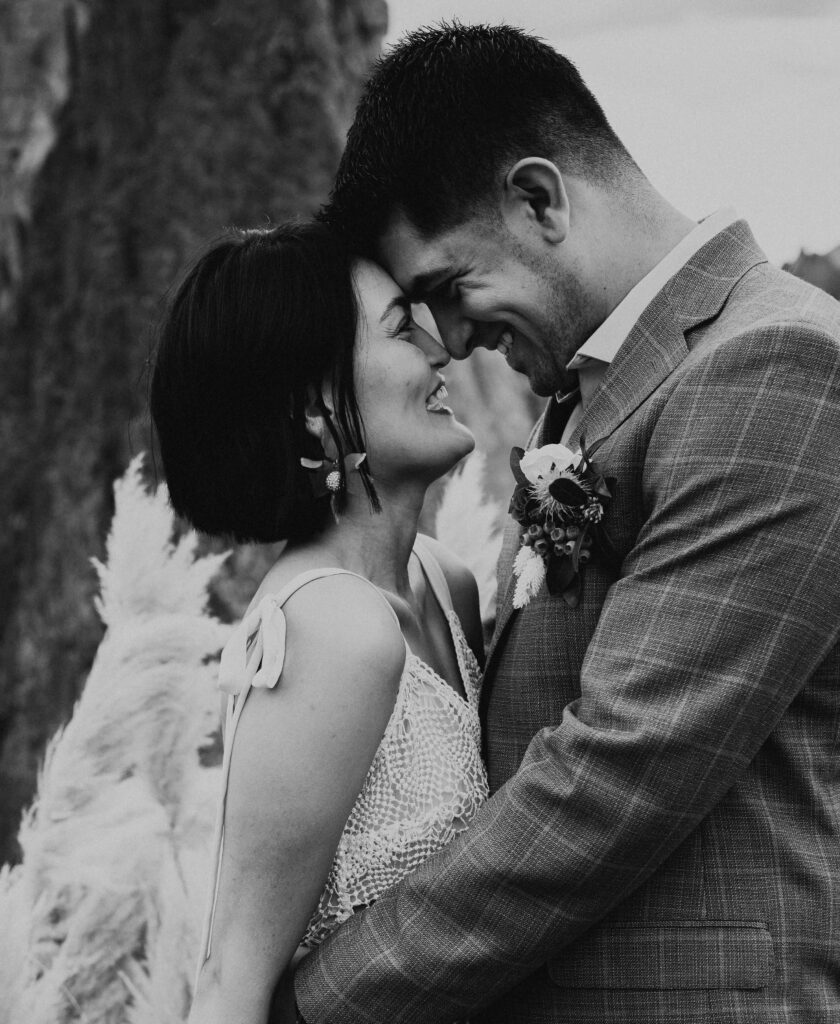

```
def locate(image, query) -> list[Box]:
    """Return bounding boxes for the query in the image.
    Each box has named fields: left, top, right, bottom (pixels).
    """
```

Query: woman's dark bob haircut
left=150, top=221, right=378, bottom=543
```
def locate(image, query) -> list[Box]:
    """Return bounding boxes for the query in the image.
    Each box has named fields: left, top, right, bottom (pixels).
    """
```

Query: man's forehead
left=377, top=211, right=457, bottom=298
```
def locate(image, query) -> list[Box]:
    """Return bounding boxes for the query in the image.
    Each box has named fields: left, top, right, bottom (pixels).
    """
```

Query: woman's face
left=350, top=259, right=475, bottom=491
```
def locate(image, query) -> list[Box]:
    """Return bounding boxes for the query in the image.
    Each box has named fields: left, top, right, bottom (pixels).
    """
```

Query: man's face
left=377, top=209, right=597, bottom=397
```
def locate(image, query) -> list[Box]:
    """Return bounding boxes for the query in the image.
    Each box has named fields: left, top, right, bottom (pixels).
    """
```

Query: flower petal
left=520, top=443, right=578, bottom=484
left=510, top=447, right=529, bottom=486
left=548, top=477, right=589, bottom=506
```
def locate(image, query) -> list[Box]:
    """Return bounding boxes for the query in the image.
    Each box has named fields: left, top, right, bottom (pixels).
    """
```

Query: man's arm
left=295, top=324, right=840, bottom=1024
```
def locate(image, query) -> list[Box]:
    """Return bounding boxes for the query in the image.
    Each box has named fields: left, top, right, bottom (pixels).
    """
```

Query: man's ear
left=501, top=158, right=569, bottom=244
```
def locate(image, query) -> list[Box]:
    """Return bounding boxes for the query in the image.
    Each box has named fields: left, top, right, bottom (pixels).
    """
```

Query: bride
left=150, top=221, right=489, bottom=1023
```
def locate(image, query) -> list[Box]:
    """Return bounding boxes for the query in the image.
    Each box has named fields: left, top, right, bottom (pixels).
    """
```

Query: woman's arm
left=190, top=575, right=405, bottom=1024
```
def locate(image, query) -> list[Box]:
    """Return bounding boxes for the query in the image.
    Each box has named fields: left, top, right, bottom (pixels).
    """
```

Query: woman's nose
left=415, top=325, right=451, bottom=367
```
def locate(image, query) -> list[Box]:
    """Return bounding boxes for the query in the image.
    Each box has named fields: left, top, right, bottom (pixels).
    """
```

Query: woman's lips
left=425, top=382, right=452, bottom=413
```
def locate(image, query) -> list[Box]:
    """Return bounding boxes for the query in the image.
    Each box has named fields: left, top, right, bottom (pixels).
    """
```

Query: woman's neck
left=312, top=480, right=425, bottom=599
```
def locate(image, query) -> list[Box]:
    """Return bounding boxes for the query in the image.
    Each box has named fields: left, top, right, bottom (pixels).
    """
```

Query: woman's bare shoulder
left=280, top=571, right=406, bottom=687
left=251, top=549, right=406, bottom=669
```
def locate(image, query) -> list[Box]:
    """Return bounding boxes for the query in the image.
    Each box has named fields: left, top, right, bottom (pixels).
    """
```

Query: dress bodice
left=198, top=538, right=488, bottom=963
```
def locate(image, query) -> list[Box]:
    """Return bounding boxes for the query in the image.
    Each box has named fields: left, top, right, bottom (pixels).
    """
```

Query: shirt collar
left=566, top=207, right=739, bottom=374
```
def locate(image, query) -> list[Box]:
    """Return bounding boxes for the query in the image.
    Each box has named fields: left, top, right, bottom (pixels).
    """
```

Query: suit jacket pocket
left=546, top=921, right=773, bottom=991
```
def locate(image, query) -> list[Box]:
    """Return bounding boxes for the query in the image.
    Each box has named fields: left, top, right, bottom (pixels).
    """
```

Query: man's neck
left=569, top=177, right=697, bottom=325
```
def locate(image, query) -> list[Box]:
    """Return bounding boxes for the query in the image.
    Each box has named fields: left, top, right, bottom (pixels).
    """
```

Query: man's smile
left=496, top=329, right=514, bottom=358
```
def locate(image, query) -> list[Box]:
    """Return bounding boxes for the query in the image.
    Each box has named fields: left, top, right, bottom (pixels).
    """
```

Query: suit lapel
left=570, top=219, right=768, bottom=454
left=484, top=220, right=768, bottom=682
left=568, top=303, right=688, bottom=454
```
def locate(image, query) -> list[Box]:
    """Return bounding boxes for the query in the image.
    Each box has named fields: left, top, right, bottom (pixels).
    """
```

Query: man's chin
left=531, top=365, right=578, bottom=399
left=510, top=353, right=572, bottom=397
left=527, top=369, right=573, bottom=399
left=529, top=379, right=558, bottom=399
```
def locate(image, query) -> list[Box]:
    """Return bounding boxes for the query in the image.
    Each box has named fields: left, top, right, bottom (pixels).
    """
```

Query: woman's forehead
left=352, top=258, right=406, bottom=313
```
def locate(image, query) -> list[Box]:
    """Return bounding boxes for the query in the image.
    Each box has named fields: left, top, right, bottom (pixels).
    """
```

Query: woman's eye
left=388, top=315, right=415, bottom=340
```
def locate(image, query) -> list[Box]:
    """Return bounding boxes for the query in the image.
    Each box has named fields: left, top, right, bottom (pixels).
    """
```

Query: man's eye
left=424, top=278, right=460, bottom=303
left=430, top=280, right=453, bottom=300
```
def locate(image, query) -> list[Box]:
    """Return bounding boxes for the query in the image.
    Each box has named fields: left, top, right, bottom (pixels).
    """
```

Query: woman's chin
left=457, top=428, right=477, bottom=460
left=434, top=428, right=476, bottom=479
left=366, top=425, right=476, bottom=492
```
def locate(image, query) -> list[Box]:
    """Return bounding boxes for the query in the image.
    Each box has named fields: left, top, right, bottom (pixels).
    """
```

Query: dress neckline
left=402, top=542, right=469, bottom=703
left=403, top=608, right=476, bottom=711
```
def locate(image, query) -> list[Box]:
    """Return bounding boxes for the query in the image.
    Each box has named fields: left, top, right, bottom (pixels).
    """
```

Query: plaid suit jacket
left=296, top=222, right=840, bottom=1023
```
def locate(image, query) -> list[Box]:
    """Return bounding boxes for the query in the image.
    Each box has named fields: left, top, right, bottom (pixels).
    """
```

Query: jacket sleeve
left=294, top=324, right=840, bottom=1023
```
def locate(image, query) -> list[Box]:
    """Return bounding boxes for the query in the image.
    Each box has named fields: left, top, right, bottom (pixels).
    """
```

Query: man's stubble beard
left=528, top=263, right=595, bottom=397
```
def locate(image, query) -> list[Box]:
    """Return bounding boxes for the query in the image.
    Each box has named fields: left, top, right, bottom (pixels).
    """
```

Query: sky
left=384, top=0, right=840, bottom=264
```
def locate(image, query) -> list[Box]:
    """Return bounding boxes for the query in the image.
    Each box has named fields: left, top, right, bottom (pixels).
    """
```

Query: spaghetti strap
left=412, top=535, right=454, bottom=615
left=197, top=566, right=402, bottom=975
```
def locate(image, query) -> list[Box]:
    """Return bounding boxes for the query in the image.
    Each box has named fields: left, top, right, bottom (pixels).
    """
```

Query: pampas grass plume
left=2, top=454, right=230, bottom=1023
left=512, top=545, right=546, bottom=609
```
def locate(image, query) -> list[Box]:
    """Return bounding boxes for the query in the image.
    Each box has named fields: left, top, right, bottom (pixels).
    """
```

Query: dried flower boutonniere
left=509, top=440, right=616, bottom=609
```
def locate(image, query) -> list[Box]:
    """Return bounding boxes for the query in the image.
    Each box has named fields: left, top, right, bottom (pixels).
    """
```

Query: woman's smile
left=351, top=258, right=474, bottom=483
left=425, top=380, right=452, bottom=414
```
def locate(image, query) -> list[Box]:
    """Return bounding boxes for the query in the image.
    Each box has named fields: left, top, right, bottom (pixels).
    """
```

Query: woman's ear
left=501, top=157, right=569, bottom=244
left=303, top=385, right=336, bottom=457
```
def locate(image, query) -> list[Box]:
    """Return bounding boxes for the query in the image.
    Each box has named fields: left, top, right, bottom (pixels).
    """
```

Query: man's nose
left=413, top=325, right=451, bottom=368
left=429, top=305, right=474, bottom=360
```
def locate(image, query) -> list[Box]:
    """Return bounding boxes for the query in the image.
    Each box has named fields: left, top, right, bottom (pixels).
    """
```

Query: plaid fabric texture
left=295, top=222, right=840, bottom=1023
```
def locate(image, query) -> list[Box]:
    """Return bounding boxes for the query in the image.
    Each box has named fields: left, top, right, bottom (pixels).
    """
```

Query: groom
left=293, top=24, right=840, bottom=1024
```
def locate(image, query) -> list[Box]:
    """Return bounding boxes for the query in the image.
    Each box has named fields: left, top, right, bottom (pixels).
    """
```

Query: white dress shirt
left=559, top=208, right=738, bottom=446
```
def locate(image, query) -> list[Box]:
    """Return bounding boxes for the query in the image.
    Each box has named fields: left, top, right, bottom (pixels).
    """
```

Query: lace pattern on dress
left=301, top=606, right=487, bottom=947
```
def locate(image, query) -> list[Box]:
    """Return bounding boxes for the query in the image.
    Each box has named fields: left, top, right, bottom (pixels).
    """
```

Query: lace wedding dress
left=199, top=537, right=489, bottom=962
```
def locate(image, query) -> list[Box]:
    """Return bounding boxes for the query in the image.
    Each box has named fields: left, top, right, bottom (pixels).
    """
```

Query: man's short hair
left=321, top=22, right=635, bottom=252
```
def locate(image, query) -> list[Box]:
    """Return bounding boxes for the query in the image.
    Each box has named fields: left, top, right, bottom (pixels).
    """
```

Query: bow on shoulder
left=217, top=594, right=288, bottom=696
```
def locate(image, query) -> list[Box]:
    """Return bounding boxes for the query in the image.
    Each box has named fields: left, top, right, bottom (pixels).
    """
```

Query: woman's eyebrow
left=379, top=296, right=412, bottom=323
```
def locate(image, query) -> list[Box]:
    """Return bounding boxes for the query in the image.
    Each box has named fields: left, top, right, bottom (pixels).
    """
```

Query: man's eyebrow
left=404, top=269, right=450, bottom=303
left=379, top=296, right=411, bottom=323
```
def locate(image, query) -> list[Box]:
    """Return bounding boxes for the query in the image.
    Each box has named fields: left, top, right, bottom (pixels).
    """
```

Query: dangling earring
left=325, top=463, right=342, bottom=493
left=300, top=455, right=340, bottom=497
left=300, top=452, right=367, bottom=522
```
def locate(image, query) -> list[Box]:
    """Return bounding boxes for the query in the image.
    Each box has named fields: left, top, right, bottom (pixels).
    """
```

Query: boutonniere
left=508, top=439, right=616, bottom=609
